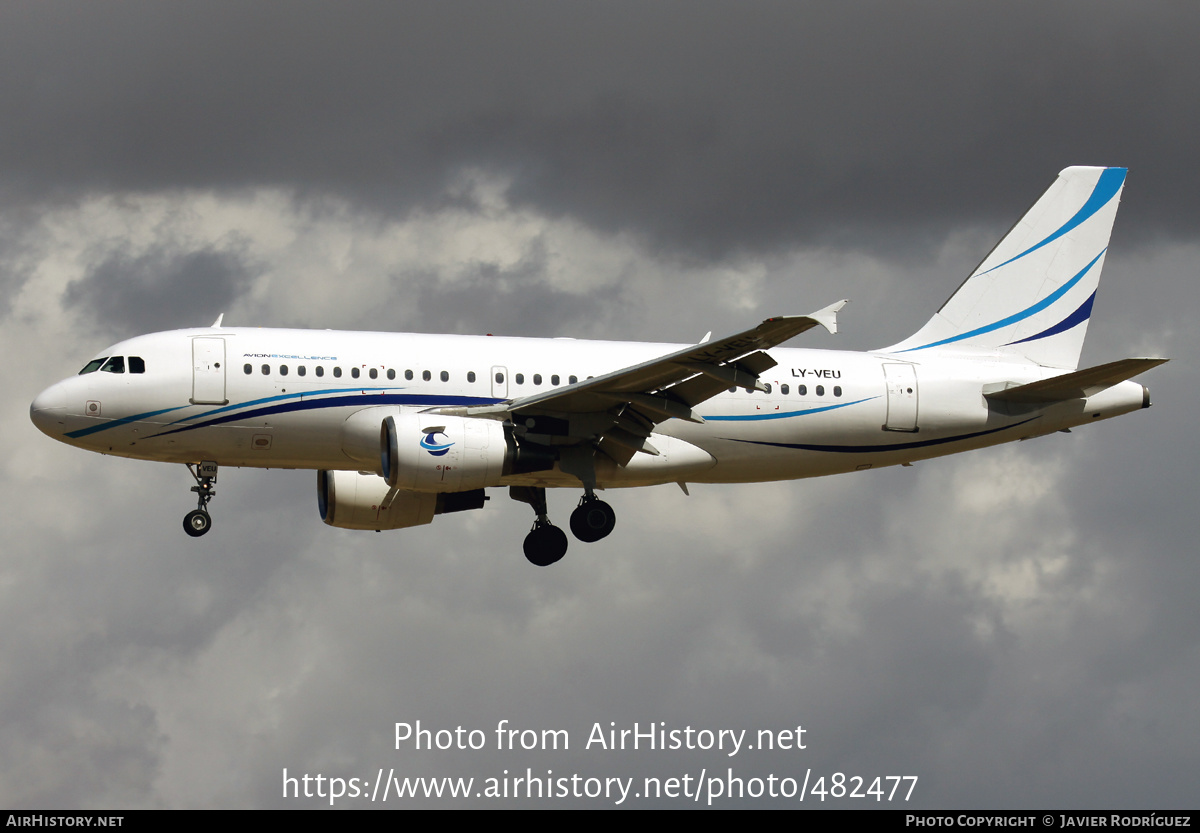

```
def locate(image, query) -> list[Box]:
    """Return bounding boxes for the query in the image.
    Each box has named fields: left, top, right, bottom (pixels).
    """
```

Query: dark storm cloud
left=3, top=2, right=1198, bottom=257
left=65, top=242, right=256, bottom=335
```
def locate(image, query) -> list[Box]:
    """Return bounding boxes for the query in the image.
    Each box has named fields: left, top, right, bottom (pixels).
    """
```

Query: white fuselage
left=30, top=326, right=1148, bottom=490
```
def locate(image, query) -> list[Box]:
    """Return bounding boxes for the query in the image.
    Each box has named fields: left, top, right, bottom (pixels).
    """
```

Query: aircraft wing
left=513, top=301, right=845, bottom=415
left=428, top=300, right=846, bottom=463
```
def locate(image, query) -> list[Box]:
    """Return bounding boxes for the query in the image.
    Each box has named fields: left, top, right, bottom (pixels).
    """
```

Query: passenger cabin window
left=569, top=376, right=578, bottom=384
left=440, top=371, right=449, bottom=382
left=781, top=383, right=790, bottom=395
left=262, top=364, right=270, bottom=375
left=79, top=358, right=107, bottom=375
left=298, top=365, right=306, bottom=377
left=280, top=365, right=288, bottom=376
left=405, top=370, right=414, bottom=381
left=316, top=366, right=324, bottom=377
left=467, top=371, right=476, bottom=383
left=551, top=375, right=560, bottom=386
left=495, top=372, right=504, bottom=384
left=244, top=364, right=252, bottom=375
left=421, top=370, right=430, bottom=381
left=798, top=385, right=807, bottom=395
left=387, top=369, right=395, bottom=380
left=351, top=367, right=360, bottom=379
left=533, top=374, right=542, bottom=386
left=101, top=356, right=125, bottom=374
left=333, top=367, right=342, bottom=378
left=369, top=368, right=377, bottom=380
left=515, top=373, right=525, bottom=384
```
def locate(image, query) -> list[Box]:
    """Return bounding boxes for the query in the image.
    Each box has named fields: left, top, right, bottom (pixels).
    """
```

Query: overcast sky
left=3, top=2, right=1198, bottom=808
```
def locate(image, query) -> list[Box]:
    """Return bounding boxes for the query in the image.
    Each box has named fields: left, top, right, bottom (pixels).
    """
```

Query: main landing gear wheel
left=183, top=509, right=212, bottom=537
left=570, top=496, right=616, bottom=543
left=523, top=521, right=568, bottom=566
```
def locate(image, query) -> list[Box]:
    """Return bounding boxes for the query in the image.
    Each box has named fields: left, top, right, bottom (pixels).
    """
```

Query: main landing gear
left=510, top=486, right=617, bottom=566
left=183, top=461, right=218, bottom=538
left=570, top=494, right=616, bottom=543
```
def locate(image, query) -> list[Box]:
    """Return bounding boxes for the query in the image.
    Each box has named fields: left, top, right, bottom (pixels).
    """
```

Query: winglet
left=808, top=299, right=848, bottom=335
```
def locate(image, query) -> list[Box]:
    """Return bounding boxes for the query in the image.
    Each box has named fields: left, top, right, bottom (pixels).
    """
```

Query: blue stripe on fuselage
left=704, top=397, right=876, bottom=422
left=164, top=386, right=399, bottom=425
left=724, top=416, right=1038, bottom=453
left=147, top=393, right=505, bottom=438
left=64, top=405, right=190, bottom=439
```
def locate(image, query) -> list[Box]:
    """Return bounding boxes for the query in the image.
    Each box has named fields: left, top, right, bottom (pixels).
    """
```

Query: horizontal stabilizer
left=984, top=357, right=1168, bottom=404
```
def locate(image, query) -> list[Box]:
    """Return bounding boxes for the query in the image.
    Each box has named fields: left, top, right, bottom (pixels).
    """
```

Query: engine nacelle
left=317, top=470, right=487, bottom=530
left=381, top=413, right=510, bottom=492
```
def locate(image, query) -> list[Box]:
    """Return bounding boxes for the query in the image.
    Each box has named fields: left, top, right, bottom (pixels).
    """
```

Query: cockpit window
left=79, top=358, right=107, bottom=375
left=100, top=356, right=125, bottom=374
left=129, top=356, right=146, bottom=374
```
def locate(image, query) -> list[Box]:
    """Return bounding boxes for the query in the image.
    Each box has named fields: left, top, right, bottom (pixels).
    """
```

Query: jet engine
left=380, top=413, right=552, bottom=492
left=317, top=469, right=487, bottom=530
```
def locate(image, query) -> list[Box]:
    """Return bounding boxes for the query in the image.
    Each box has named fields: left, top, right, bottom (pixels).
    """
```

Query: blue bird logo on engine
left=420, top=431, right=454, bottom=456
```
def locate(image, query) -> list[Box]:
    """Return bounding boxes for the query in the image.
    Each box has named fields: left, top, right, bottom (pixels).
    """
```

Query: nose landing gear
left=183, top=461, right=217, bottom=538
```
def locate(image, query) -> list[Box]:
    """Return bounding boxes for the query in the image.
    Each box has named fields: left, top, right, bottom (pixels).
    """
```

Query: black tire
left=523, top=524, right=568, bottom=566
left=570, top=498, right=616, bottom=543
left=183, top=509, right=212, bottom=537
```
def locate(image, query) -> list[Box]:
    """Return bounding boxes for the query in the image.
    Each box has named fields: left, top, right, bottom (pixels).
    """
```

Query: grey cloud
left=65, top=242, right=256, bottom=336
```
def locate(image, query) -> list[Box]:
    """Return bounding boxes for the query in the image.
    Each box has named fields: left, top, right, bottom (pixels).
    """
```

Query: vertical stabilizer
left=883, top=166, right=1127, bottom=369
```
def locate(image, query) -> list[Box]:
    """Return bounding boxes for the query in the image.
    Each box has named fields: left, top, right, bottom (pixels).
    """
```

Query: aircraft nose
left=30, top=381, right=70, bottom=437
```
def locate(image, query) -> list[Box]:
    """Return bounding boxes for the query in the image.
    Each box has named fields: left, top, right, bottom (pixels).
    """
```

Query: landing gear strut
left=558, top=445, right=616, bottom=544
left=183, top=461, right=217, bottom=538
left=570, top=495, right=616, bottom=543
left=511, top=486, right=567, bottom=566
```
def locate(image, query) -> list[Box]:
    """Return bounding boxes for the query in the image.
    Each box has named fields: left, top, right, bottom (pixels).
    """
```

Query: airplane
left=30, top=166, right=1167, bottom=566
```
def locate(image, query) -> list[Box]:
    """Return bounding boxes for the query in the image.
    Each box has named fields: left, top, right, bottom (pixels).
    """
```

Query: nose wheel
left=183, top=509, right=212, bottom=537
left=183, top=461, right=218, bottom=537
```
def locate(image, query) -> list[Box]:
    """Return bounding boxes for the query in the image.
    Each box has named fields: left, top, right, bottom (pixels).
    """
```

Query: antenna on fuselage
left=211, top=313, right=225, bottom=328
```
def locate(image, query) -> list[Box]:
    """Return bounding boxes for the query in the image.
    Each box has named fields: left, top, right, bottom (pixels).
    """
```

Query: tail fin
left=883, top=166, right=1127, bottom=369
